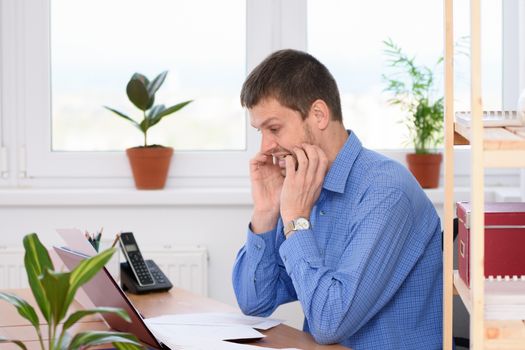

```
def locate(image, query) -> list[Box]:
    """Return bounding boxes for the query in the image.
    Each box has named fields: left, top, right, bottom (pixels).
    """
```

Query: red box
left=457, top=201, right=525, bottom=287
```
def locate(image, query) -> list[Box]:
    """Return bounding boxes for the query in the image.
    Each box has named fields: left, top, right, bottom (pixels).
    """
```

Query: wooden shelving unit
left=443, top=0, right=525, bottom=349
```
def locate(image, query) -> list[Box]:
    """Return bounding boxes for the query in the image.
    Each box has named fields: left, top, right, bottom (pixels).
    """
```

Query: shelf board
left=454, top=271, right=525, bottom=320
left=453, top=123, right=525, bottom=167
left=454, top=123, right=525, bottom=149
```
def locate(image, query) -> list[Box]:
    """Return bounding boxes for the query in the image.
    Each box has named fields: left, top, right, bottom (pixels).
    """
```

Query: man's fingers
left=284, top=154, right=296, bottom=179
left=249, top=153, right=266, bottom=171
left=301, top=144, right=319, bottom=182
left=293, top=147, right=308, bottom=175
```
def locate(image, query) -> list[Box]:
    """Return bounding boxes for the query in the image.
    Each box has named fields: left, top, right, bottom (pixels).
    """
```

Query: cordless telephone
left=118, top=232, right=172, bottom=293
left=119, top=232, right=155, bottom=286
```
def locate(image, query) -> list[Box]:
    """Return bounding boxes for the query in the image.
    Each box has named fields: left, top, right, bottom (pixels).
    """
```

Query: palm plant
left=104, top=71, right=193, bottom=147
left=0, top=233, right=143, bottom=350
left=382, top=38, right=444, bottom=154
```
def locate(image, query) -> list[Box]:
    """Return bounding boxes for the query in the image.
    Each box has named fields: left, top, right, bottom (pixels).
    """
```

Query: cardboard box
left=457, top=201, right=525, bottom=287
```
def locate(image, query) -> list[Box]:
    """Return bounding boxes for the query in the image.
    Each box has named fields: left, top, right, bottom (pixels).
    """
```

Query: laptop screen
left=53, top=246, right=161, bottom=348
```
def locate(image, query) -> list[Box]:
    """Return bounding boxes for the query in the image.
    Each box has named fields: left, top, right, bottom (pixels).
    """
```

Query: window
left=0, top=0, right=517, bottom=187
left=51, top=0, right=246, bottom=152
left=307, top=0, right=502, bottom=150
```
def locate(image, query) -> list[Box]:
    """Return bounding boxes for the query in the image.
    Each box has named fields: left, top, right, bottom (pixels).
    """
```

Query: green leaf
left=147, top=104, right=166, bottom=121
left=130, top=73, right=150, bottom=87
left=0, top=336, right=27, bottom=350
left=63, top=307, right=131, bottom=331
left=103, top=106, right=141, bottom=129
left=113, top=342, right=144, bottom=350
left=0, top=292, right=40, bottom=330
left=55, top=330, right=73, bottom=350
left=139, top=119, right=150, bottom=133
left=126, top=74, right=151, bottom=111
left=62, top=248, right=115, bottom=319
left=147, top=71, right=168, bottom=97
left=68, top=331, right=142, bottom=350
left=154, top=100, right=193, bottom=121
left=23, top=233, right=52, bottom=323
left=40, top=269, right=71, bottom=325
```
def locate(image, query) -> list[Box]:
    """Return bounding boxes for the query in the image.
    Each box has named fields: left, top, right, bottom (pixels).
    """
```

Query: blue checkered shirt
left=232, top=131, right=442, bottom=349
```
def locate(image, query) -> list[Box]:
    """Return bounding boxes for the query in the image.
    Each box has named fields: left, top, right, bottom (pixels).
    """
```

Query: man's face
left=249, top=97, right=316, bottom=175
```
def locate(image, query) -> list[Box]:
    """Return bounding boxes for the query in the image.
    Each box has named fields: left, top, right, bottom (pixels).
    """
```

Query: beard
left=271, top=123, right=316, bottom=176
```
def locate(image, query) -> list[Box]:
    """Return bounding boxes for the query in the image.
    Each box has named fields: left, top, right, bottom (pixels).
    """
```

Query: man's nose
left=261, top=134, right=277, bottom=153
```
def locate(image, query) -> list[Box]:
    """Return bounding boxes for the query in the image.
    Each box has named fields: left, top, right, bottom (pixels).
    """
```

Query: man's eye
left=270, top=127, right=280, bottom=133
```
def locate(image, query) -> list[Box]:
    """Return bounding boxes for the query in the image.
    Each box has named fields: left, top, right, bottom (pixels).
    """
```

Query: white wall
left=0, top=185, right=521, bottom=330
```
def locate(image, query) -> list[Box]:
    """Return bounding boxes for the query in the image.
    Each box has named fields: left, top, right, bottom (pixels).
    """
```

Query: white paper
left=146, top=312, right=282, bottom=330
left=157, top=337, right=302, bottom=350
left=147, top=323, right=265, bottom=342
left=145, top=312, right=295, bottom=350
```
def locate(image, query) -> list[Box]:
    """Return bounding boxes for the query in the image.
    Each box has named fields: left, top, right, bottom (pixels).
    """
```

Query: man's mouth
left=272, top=153, right=293, bottom=168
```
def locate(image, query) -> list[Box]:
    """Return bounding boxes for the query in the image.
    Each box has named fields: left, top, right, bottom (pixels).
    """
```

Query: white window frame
left=0, top=0, right=19, bottom=187
left=0, top=10, right=5, bottom=186
left=0, top=0, right=520, bottom=188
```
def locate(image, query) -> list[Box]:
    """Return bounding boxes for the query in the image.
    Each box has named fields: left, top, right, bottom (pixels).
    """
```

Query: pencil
left=111, top=233, right=120, bottom=248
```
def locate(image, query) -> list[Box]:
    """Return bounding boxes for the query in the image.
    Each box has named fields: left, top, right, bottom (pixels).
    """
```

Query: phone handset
left=119, top=232, right=155, bottom=286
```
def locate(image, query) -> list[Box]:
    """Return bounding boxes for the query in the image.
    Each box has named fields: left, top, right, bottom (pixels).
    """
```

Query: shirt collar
left=322, top=130, right=362, bottom=194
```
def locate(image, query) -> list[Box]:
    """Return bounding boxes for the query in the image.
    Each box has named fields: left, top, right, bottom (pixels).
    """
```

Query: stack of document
left=145, top=312, right=299, bottom=350
left=455, top=110, right=524, bottom=127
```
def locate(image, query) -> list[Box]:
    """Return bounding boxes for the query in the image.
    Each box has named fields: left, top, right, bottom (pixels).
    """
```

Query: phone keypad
left=151, top=269, right=166, bottom=284
left=130, top=253, right=154, bottom=285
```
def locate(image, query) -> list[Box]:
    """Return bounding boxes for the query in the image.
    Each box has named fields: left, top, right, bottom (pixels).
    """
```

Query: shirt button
left=320, top=210, right=326, bottom=216
left=283, top=256, right=287, bottom=262
left=256, top=244, right=261, bottom=249
left=254, top=278, right=257, bottom=282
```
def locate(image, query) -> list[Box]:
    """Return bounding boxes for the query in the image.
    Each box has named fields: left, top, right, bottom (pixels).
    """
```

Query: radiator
left=0, top=245, right=208, bottom=296
left=0, top=248, right=29, bottom=289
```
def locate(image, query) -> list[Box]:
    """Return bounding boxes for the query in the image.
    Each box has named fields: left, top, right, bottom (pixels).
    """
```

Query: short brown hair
left=240, top=49, right=343, bottom=122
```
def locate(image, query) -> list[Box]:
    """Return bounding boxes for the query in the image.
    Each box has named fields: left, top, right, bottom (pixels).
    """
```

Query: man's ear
left=309, top=99, right=330, bottom=130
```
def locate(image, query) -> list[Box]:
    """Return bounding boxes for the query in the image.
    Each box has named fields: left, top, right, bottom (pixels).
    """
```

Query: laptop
left=54, top=246, right=168, bottom=349
left=53, top=246, right=265, bottom=350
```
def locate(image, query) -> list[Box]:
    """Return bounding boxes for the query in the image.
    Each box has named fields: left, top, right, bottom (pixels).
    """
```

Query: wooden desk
left=0, top=288, right=349, bottom=350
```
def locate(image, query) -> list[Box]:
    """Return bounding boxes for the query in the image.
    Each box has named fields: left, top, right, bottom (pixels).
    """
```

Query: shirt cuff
left=246, top=225, right=278, bottom=263
left=278, top=229, right=322, bottom=274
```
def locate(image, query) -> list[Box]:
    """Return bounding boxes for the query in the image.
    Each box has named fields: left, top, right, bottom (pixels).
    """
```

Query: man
left=232, top=49, right=442, bottom=350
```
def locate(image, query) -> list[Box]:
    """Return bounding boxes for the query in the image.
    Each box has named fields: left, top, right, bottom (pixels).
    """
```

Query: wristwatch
left=284, top=217, right=311, bottom=238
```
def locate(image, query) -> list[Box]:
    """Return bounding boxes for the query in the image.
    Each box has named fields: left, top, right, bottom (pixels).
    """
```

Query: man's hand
left=250, top=151, right=284, bottom=233
left=280, top=144, right=329, bottom=224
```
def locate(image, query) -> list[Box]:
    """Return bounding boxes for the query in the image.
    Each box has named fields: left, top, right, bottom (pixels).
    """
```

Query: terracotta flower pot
left=406, top=153, right=442, bottom=189
left=126, top=146, right=173, bottom=189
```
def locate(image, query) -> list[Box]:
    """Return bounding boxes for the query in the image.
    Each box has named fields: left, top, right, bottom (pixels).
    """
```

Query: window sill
left=0, top=188, right=252, bottom=206
left=424, top=186, right=522, bottom=204
left=0, top=186, right=521, bottom=207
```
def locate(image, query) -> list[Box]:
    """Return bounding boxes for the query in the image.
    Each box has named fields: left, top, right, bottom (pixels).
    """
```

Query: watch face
left=295, top=218, right=310, bottom=230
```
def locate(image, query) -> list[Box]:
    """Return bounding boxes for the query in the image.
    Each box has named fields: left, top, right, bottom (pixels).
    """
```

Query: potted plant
left=383, top=38, right=444, bottom=188
left=0, top=233, right=143, bottom=350
left=105, top=71, right=193, bottom=190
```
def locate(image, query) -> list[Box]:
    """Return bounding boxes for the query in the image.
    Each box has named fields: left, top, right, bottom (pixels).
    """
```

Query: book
left=455, top=110, right=524, bottom=127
